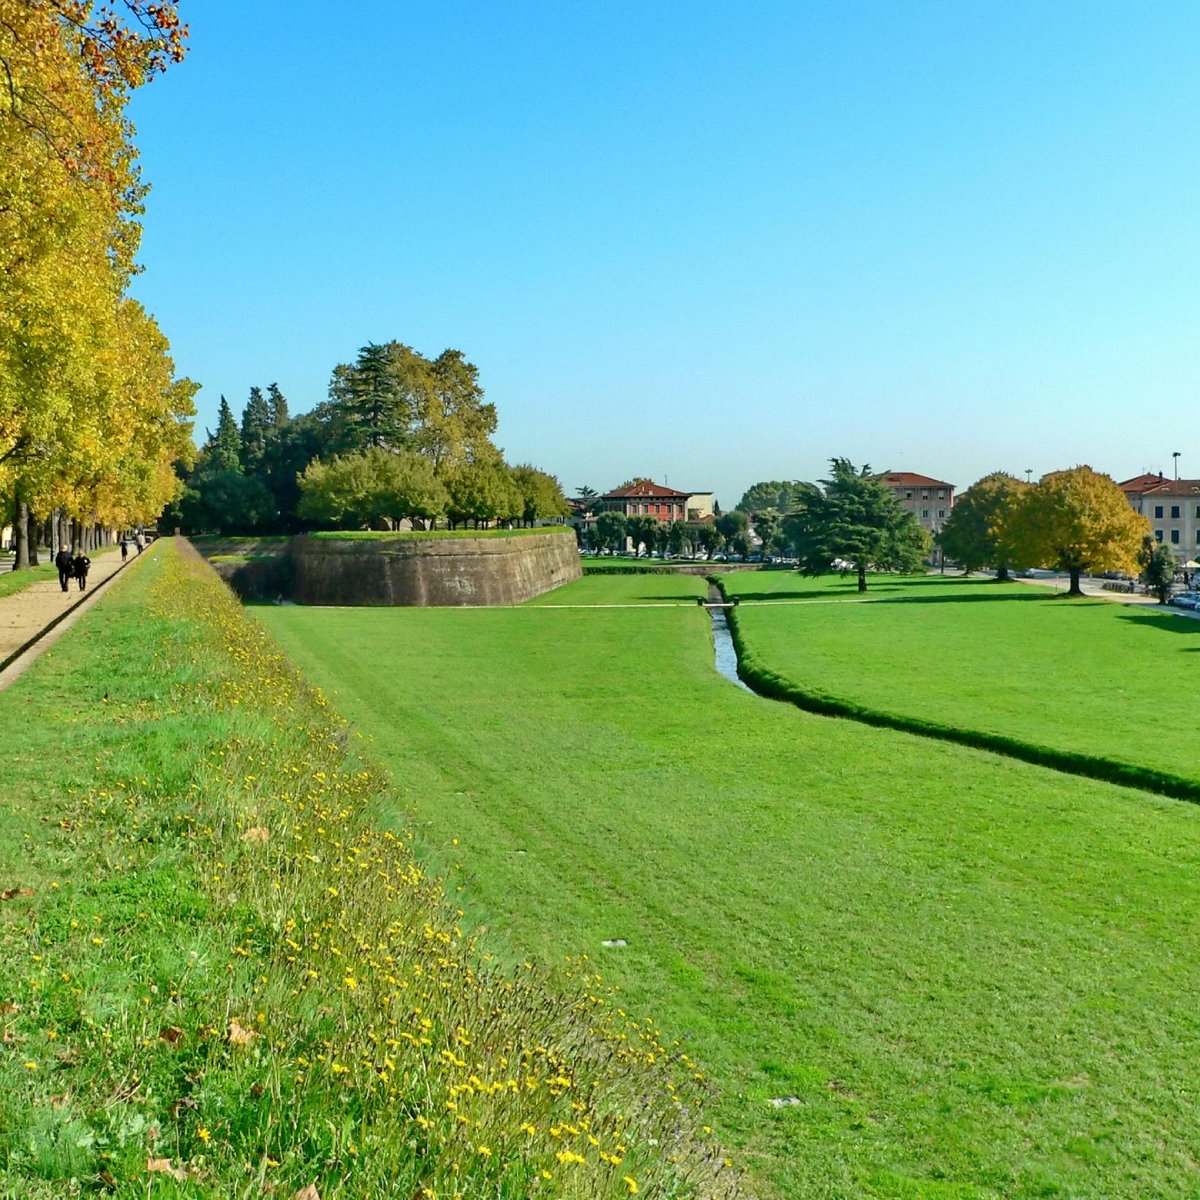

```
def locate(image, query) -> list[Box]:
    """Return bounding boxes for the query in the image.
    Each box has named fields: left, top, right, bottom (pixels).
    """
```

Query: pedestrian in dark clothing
left=55, top=546, right=73, bottom=592
left=120, top=536, right=129, bottom=561
left=73, top=552, right=90, bottom=591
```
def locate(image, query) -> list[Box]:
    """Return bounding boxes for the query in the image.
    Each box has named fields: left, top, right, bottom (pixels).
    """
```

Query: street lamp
left=1025, top=468, right=1033, bottom=484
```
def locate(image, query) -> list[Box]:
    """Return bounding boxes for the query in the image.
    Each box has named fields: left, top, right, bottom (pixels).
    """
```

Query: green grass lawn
left=257, top=585, right=1200, bottom=1200
left=526, top=572, right=707, bottom=605
left=0, top=545, right=730, bottom=1198
left=717, top=571, right=1200, bottom=789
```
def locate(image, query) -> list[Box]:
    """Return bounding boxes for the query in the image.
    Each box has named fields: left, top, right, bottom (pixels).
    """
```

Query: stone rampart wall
left=289, top=531, right=581, bottom=606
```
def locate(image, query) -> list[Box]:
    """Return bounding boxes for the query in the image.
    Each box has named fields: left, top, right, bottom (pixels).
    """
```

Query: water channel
left=706, top=585, right=752, bottom=692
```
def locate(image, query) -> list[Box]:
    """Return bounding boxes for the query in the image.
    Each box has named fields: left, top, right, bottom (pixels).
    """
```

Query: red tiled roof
left=1119, top=474, right=1200, bottom=495
left=602, top=481, right=693, bottom=499
left=876, top=471, right=954, bottom=488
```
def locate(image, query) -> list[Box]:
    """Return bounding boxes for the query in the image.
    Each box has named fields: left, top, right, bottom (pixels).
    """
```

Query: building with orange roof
left=1119, top=473, right=1200, bottom=563
left=874, top=471, right=955, bottom=558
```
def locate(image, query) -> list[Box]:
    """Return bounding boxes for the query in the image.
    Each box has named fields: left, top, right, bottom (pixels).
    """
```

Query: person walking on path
left=54, top=546, right=74, bottom=592
left=135, top=532, right=144, bottom=556
left=120, top=535, right=129, bottom=561
left=72, top=551, right=91, bottom=591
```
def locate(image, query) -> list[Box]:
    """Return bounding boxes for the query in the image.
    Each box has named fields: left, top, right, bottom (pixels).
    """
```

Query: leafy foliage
left=1008, top=466, right=1149, bottom=595
left=784, top=458, right=930, bottom=591
left=0, top=2, right=194, bottom=554
left=938, top=471, right=1029, bottom=577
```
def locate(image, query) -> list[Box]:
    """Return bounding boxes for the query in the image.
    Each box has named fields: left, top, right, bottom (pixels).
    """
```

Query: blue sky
left=128, top=1, right=1200, bottom=507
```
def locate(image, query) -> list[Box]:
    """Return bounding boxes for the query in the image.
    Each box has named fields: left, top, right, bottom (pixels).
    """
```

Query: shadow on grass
left=1113, top=608, right=1200, bottom=641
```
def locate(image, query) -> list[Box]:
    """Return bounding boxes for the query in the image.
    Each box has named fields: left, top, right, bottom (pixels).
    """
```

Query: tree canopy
left=735, top=480, right=817, bottom=515
left=1007, top=466, right=1148, bottom=595
left=783, top=459, right=930, bottom=591
left=937, top=472, right=1028, bottom=578
left=1, top=1, right=195, bottom=563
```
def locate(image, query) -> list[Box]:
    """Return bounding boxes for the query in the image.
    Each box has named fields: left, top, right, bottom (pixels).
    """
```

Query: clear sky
left=128, top=1, right=1200, bottom=508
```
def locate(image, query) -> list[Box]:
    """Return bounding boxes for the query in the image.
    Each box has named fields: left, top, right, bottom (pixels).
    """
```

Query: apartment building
left=1119, top=473, right=1200, bottom=561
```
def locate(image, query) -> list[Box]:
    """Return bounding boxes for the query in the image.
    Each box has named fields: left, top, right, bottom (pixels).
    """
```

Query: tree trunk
left=1068, top=566, right=1083, bottom=596
left=995, top=564, right=1011, bottom=582
left=26, top=506, right=39, bottom=565
left=14, top=492, right=29, bottom=569
left=857, top=563, right=867, bottom=592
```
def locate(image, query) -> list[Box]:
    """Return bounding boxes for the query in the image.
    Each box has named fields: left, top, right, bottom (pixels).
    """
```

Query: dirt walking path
left=0, top=548, right=143, bottom=690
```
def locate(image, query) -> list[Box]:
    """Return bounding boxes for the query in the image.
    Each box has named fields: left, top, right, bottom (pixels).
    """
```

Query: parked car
left=1170, top=592, right=1200, bottom=610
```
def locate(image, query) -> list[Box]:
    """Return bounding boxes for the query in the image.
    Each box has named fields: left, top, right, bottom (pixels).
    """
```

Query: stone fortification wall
left=290, top=530, right=581, bottom=606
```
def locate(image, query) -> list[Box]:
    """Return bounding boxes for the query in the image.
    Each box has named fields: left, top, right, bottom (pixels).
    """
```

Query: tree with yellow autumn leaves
left=993, top=466, right=1149, bottom=596
left=0, top=1, right=195, bottom=565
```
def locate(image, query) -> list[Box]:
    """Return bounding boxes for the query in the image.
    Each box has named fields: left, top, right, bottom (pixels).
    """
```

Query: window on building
left=1171, top=529, right=1181, bottom=544
left=921, top=491, right=929, bottom=499
left=905, top=490, right=912, bottom=499
left=937, top=509, right=945, bottom=518
left=1155, top=529, right=1164, bottom=542
left=1172, top=505, right=1181, bottom=518
left=921, top=509, right=930, bottom=519
left=937, top=490, right=945, bottom=498
left=1195, top=504, right=1200, bottom=519
left=1154, top=505, right=1164, bottom=518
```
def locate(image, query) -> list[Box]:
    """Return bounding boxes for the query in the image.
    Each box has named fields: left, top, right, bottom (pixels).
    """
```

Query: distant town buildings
left=596, top=481, right=705, bottom=524
left=1120, top=473, right=1200, bottom=561
left=874, top=471, right=956, bottom=542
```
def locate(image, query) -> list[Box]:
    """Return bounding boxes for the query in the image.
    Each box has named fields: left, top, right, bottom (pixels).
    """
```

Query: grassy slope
left=257, top=589, right=1200, bottom=1200
left=0, top=546, right=735, bottom=1199
left=717, top=572, right=1200, bottom=782
left=526, top=573, right=707, bottom=605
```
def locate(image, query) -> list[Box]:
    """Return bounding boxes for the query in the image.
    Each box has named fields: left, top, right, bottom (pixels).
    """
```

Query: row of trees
left=585, top=509, right=752, bottom=558
left=732, top=462, right=1154, bottom=597
left=938, top=467, right=1151, bottom=596
left=2, top=2, right=196, bottom=565
left=167, top=342, right=570, bottom=534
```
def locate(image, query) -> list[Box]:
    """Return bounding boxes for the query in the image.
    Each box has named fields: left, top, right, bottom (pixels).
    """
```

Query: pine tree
left=240, top=386, right=272, bottom=474
left=206, top=396, right=243, bottom=473
left=267, top=382, right=289, bottom=428
left=784, top=459, right=930, bottom=592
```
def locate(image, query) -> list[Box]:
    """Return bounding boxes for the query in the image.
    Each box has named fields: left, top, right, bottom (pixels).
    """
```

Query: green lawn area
left=256, top=582, right=1200, bottom=1200
left=0, top=545, right=727, bottom=1198
left=718, top=570, right=1200, bottom=789
left=526, top=571, right=707, bottom=605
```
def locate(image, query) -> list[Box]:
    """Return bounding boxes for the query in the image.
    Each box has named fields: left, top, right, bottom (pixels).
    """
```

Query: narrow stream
left=711, top=607, right=751, bottom=690
left=706, top=583, right=752, bottom=691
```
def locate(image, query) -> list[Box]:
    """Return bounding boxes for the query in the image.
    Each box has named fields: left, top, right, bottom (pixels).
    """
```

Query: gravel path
left=0, top=548, right=141, bottom=689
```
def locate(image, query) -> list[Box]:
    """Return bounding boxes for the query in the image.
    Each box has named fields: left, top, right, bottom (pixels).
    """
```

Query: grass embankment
left=580, top=559, right=685, bottom=575
left=717, top=571, right=1200, bottom=797
left=0, top=543, right=739, bottom=1198
left=258, top=586, right=1200, bottom=1200
left=526, top=574, right=707, bottom=605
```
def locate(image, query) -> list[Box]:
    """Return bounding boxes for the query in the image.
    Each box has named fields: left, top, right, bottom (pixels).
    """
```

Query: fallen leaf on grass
left=228, top=1020, right=256, bottom=1046
left=242, top=826, right=270, bottom=844
left=147, top=1157, right=188, bottom=1180
left=169, top=1096, right=198, bottom=1117
left=0, top=887, right=34, bottom=901
left=292, top=1186, right=321, bottom=1200
left=159, top=1025, right=184, bottom=1046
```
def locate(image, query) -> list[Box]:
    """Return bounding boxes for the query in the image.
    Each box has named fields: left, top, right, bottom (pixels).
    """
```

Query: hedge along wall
left=290, top=528, right=582, bottom=606
left=716, top=580, right=1200, bottom=805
